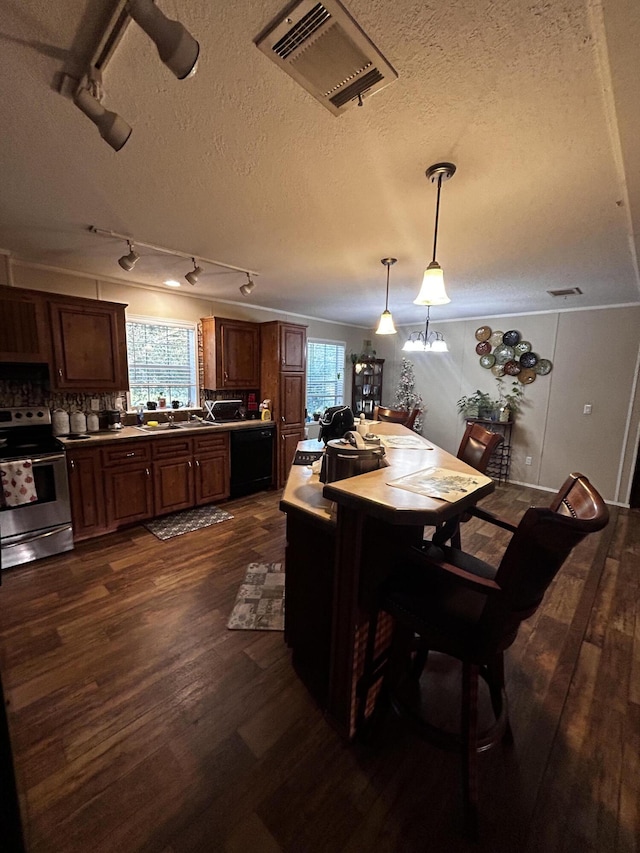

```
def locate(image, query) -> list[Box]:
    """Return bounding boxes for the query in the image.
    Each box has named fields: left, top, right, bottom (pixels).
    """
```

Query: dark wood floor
left=0, top=483, right=637, bottom=853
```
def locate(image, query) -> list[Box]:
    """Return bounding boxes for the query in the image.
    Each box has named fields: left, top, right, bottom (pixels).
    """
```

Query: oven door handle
left=30, top=454, right=66, bottom=466
left=1, top=524, right=72, bottom=548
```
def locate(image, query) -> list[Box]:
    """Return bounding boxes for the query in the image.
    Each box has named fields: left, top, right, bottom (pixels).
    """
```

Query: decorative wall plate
left=491, top=364, right=505, bottom=377
left=518, top=368, right=536, bottom=384
left=503, top=329, right=520, bottom=346
left=494, top=344, right=515, bottom=364
left=519, top=351, right=538, bottom=368
left=475, top=341, right=491, bottom=355
left=489, top=330, right=504, bottom=348
left=535, top=358, right=552, bottom=375
left=479, top=354, right=496, bottom=368
left=514, top=340, right=532, bottom=355
left=504, top=359, right=521, bottom=375
left=475, top=325, right=492, bottom=342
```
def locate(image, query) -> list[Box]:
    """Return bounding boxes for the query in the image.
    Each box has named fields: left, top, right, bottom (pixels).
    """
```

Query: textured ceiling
left=1, top=0, right=639, bottom=327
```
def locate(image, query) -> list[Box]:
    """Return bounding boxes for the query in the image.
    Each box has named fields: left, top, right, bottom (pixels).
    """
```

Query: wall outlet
left=583, top=403, right=592, bottom=415
left=90, top=398, right=100, bottom=411
left=525, top=456, right=532, bottom=465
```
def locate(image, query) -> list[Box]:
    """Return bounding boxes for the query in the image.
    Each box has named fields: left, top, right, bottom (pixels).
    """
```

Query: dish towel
left=1, top=459, right=38, bottom=507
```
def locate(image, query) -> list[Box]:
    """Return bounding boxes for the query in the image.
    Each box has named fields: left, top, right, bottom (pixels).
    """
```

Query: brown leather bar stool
left=430, top=422, right=503, bottom=549
left=357, top=473, right=609, bottom=838
left=373, top=405, right=420, bottom=430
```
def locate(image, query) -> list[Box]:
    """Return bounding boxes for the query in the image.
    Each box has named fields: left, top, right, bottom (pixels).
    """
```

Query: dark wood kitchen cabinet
left=66, top=446, right=107, bottom=541
left=0, top=285, right=50, bottom=363
left=152, top=432, right=230, bottom=515
left=102, top=441, right=154, bottom=529
left=49, top=296, right=129, bottom=391
left=260, top=321, right=307, bottom=487
left=201, top=316, right=260, bottom=390
left=193, top=432, right=230, bottom=504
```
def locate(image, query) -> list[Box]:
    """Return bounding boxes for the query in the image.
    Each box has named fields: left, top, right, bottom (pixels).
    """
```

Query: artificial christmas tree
left=394, top=357, right=424, bottom=432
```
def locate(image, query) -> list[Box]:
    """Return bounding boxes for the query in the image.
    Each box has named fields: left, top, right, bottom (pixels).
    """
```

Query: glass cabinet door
left=352, top=358, right=384, bottom=417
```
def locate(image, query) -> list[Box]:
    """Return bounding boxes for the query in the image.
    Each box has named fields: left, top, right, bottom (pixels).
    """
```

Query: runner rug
left=143, top=505, right=234, bottom=540
left=227, top=562, right=285, bottom=631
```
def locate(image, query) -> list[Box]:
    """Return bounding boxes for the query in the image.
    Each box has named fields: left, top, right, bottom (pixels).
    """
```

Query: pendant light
left=375, top=258, right=397, bottom=335
left=414, top=162, right=456, bottom=306
left=402, top=306, right=449, bottom=353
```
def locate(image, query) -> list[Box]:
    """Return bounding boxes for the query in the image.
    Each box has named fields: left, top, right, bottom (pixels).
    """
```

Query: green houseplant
left=456, top=390, right=493, bottom=419
left=494, top=377, right=524, bottom=419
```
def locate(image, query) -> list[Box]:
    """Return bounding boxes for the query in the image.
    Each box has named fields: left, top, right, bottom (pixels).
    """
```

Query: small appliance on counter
left=106, top=410, right=122, bottom=431
left=204, top=399, right=245, bottom=423
left=320, top=430, right=386, bottom=484
left=318, top=405, right=355, bottom=444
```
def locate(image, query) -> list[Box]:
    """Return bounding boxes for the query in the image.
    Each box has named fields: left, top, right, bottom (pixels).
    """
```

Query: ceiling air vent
left=255, top=0, right=398, bottom=116
left=547, top=287, right=583, bottom=297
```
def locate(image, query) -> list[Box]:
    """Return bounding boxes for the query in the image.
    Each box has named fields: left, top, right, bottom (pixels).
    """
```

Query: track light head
left=127, top=0, right=200, bottom=80
left=74, top=87, right=132, bottom=152
left=118, top=241, right=140, bottom=271
left=240, top=274, right=255, bottom=297
left=185, top=258, right=203, bottom=286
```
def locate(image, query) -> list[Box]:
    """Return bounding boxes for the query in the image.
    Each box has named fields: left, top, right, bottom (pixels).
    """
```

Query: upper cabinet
left=201, top=317, right=260, bottom=390
left=280, top=324, right=306, bottom=372
left=49, top=297, right=129, bottom=391
left=0, top=286, right=49, bottom=363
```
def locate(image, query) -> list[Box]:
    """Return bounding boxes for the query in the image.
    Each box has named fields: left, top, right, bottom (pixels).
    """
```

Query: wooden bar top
left=280, top=422, right=495, bottom=527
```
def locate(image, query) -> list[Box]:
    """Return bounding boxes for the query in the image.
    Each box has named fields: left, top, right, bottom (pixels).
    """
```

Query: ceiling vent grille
left=547, top=287, right=583, bottom=297
left=255, top=0, right=398, bottom=115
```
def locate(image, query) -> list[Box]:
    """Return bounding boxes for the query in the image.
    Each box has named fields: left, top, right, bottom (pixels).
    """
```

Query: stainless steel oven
left=0, top=408, right=73, bottom=570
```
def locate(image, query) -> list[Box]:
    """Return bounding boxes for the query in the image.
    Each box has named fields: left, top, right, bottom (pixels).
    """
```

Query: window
left=126, top=317, right=197, bottom=409
left=306, top=339, right=345, bottom=415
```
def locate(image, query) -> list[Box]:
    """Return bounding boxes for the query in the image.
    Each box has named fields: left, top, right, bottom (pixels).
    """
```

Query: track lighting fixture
left=118, top=241, right=140, bottom=271
left=239, top=274, right=255, bottom=297
left=89, top=226, right=258, bottom=289
left=185, top=258, right=203, bottom=286
left=414, top=162, right=456, bottom=306
left=375, top=258, right=397, bottom=335
left=73, top=87, right=132, bottom=152
left=127, top=0, right=200, bottom=80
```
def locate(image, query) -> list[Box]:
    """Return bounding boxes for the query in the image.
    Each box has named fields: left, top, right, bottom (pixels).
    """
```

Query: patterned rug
left=227, top=562, right=285, bottom=631
left=143, top=505, right=234, bottom=540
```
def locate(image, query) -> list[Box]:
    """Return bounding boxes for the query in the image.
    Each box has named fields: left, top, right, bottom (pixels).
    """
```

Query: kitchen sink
left=134, top=423, right=184, bottom=433
left=177, top=420, right=220, bottom=429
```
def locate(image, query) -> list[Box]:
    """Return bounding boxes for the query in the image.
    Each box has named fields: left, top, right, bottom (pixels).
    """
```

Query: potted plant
left=313, top=409, right=323, bottom=422
left=456, top=390, right=493, bottom=419
left=494, top=377, right=524, bottom=420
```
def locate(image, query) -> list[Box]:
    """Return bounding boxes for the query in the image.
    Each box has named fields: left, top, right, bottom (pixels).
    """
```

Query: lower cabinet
left=279, top=428, right=304, bottom=487
left=67, top=433, right=230, bottom=541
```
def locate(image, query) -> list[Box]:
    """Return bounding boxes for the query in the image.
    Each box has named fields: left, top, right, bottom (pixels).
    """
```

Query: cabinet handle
left=126, top=452, right=135, bottom=457
left=224, top=371, right=228, bottom=381
left=58, top=368, right=63, bottom=378
left=69, top=459, right=75, bottom=470
left=282, top=357, right=285, bottom=365
left=281, top=416, right=285, bottom=422
left=195, top=459, right=200, bottom=467
left=145, top=468, right=150, bottom=477
left=187, top=460, right=192, bottom=468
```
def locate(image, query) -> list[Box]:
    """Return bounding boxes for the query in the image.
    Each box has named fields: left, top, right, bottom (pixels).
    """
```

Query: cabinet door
left=194, top=454, right=229, bottom=503
left=104, top=466, right=154, bottom=528
left=280, top=324, right=306, bottom=372
left=202, top=317, right=260, bottom=389
left=279, top=427, right=304, bottom=487
left=49, top=299, right=129, bottom=391
left=153, top=458, right=194, bottom=515
left=0, top=286, right=50, bottom=363
left=67, top=448, right=106, bottom=540
left=280, top=373, right=305, bottom=427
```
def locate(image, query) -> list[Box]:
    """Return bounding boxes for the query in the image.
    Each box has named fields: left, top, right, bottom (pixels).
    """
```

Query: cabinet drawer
left=101, top=441, right=151, bottom=467
left=193, top=432, right=229, bottom=455
left=152, top=436, right=193, bottom=460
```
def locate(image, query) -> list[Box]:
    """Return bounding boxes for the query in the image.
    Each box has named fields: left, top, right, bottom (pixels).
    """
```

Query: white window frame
left=306, top=338, right=346, bottom=416
left=125, top=314, right=199, bottom=410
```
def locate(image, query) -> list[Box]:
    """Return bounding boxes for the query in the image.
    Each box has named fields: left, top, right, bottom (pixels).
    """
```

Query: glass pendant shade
left=413, top=261, right=450, bottom=306
left=376, top=309, right=396, bottom=335
left=430, top=333, right=449, bottom=352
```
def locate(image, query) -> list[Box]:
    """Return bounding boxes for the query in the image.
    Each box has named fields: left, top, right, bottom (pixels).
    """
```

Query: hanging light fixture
left=239, top=273, right=255, bottom=296
left=118, top=240, right=140, bottom=271
left=375, top=258, right=397, bottom=335
left=414, top=162, right=456, bottom=306
left=402, top=306, right=449, bottom=353
left=185, top=258, right=203, bottom=286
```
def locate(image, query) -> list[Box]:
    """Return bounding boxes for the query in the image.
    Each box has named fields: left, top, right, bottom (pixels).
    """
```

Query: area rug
left=143, top=505, right=234, bottom=540
left=227, top=562, right=285, bottom=631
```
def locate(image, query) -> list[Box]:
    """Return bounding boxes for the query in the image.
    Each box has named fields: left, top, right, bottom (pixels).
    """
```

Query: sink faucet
left=167, top=412, right=175, bottom=425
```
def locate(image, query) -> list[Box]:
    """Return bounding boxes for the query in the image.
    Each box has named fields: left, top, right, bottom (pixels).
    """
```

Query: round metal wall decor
left=469, top=326, right=553, bottom=392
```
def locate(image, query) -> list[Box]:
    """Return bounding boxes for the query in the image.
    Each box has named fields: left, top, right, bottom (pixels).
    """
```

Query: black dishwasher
left=230, top=426, right=275, bottom=498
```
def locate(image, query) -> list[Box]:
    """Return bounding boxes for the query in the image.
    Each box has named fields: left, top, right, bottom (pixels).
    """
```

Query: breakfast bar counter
left=280, top=423, right=495, bottom=739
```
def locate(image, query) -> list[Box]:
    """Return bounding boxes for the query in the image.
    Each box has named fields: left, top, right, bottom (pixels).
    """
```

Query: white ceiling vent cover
left=255, top=0, right=398, bottom=115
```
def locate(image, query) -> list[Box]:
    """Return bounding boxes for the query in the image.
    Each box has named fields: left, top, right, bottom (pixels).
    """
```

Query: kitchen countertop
left=58, top=418, right=274, bottom=447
